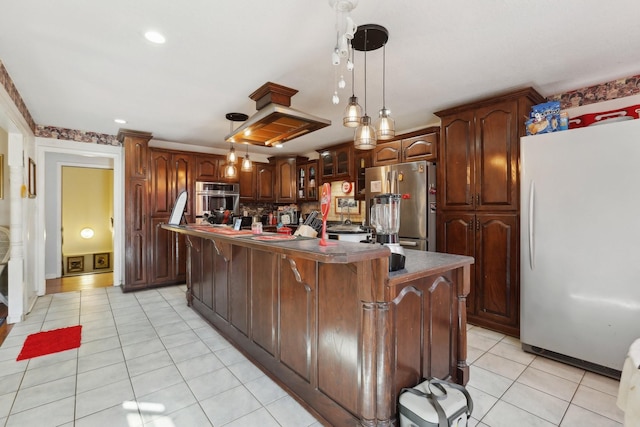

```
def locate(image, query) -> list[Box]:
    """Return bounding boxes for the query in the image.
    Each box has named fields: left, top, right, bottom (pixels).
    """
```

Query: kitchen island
left=162, top=224, right=473, bottom=426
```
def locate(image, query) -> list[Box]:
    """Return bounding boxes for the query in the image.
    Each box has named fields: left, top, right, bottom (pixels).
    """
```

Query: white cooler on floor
left=617, top=338, right=640, bottom=426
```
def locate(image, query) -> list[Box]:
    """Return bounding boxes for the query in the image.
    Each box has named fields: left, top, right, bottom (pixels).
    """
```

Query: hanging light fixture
left=353, top=25, right=388, bottom=150
left=343, top=45, right=362, bottom=127
left=376, top=44, right=395, bottom=140
left=224, top=113, right=248, bottom=178
left=241, top=143, right=252, bottom=172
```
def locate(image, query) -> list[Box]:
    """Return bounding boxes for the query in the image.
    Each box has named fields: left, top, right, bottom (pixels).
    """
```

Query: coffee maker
left=370, top=193, right=405, bottom=271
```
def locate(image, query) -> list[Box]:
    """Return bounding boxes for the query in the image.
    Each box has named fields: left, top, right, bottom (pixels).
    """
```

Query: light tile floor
left=0, top=285, right=626, bottom=426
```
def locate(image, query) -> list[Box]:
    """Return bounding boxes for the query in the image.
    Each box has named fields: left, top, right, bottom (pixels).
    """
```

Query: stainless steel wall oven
left=194, top=182, right=240, bottom=222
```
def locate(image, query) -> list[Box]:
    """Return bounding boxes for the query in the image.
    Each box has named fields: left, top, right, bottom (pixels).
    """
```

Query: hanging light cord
left=350, top=46, right=356, bottom=97
left=363, top=28, right=368, bottom=115
left=382, top=45, right=386, bottom=109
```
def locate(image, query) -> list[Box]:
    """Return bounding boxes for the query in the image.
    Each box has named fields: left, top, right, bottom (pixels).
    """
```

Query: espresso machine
left=370, top=193, right=405, bottom=271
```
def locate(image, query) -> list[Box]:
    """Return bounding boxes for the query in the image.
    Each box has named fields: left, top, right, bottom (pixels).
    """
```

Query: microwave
left=194, top=182, right=240, bottom=220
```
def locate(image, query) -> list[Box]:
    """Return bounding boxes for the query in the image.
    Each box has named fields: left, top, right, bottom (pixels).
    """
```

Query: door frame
left=36, top=138, right=123, bottom=295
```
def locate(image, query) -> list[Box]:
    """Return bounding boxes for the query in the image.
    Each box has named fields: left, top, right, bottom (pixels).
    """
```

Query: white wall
left=0, top=127, right=7, bottom=225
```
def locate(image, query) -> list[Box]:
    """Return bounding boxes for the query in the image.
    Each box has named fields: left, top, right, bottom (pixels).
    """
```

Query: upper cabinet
left=297, top=160, right=318, bottom=202
left=256, top=163, right=275, bottom=202
left=195, top=154, right=239, bottom=183
left=372, top=127, right=439, bottom=166
left=353, top=150, right=371, bottom=201
left=319, top=143, right=352, bottom=182
left=436, top=90, right=543, bottom=212
left=275, top=157, right=297, bottom=203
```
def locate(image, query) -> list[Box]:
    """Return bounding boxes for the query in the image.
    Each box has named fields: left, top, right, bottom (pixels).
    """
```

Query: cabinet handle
left=476, top=193, right=480, bottom=206
left=476, top=218, right=480, bottom=231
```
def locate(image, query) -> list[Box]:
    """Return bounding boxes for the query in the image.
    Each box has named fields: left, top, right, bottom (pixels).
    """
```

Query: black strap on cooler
left=399, top=377, right=473, bottom=427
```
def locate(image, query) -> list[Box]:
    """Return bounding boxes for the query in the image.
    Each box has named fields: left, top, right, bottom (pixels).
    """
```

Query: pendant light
left=343, top=45, right=362, bottom=127
left=375, top=44, right=395, bottom=140
left=353, top=25, right=381, bottom=150
left=241, top=143, right=252, bottom=172
left=224, top=113, right=248, bottom=178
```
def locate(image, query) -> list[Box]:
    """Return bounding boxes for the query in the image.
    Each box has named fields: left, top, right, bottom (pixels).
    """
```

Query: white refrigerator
left=520, top=118, right=640, bottom=376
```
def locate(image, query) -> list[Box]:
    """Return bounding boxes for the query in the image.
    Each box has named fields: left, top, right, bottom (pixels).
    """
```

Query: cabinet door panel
left=276, top=158, right=296, bottom=202
left=437, top=212, right=475, bottom=314
left=280, top=256, right=316, bottom=381
left=251, top=250, right=277, bottom=355
left=475, top=101, right=518, bottom=210
left=125, top=179, right=147, bottom=287
left=172, top=153, right=193, bottom=218
left=372, top=141, right=401, bottom=166
left=256, top=164, right=275, bottom=201
left=402, top=133, right=437, bottom=162
left=229, top=246, right=249, bottom=335
left=150, top=217, right=173, bottom=284
left=150, top=151, right=172, bottom=216
left=440, top=113, right=475, bottom=210
left=195, top=155, right=218, bottom=181
left=475, top=214, right=518, bottom=327
left=239, top=165, right=256, bottom=201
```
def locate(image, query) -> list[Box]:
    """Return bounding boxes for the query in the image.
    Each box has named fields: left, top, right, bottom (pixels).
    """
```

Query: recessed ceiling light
left=114, top=118, right=127, bottom=124
left=144, top=31, right=166, bottom=44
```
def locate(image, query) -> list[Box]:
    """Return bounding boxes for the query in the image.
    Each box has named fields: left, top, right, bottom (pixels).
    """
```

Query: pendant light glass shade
left=241, top=144, right=252, bottom=172
left=376, top=108, right=395, bottom=140
left=225, top=162, right=237, bottom=178
left=375, top=46, right=395, bottom=140
left=354, top=114, right=376, bottom=150
left=227, top=146, right=237, bottom=164
left=343, top=96, right=362, bottom=127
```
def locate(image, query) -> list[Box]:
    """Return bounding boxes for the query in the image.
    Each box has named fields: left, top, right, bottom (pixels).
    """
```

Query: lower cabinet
left=438, top=212, right=519, bottom=336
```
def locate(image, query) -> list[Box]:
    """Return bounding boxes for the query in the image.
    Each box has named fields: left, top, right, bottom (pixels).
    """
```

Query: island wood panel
left=279, top=255, right=316, bottom=382
left=173, top=228, right=471, bottom=427
left=213, top=241, right=230, bottom=321
left=201, top=239, right=215, bottom=310
left=317, top=262, right=359, bottom=415
left=250, top=250, right=277, bottom=356
left=229, top=245, right=250, bottom=336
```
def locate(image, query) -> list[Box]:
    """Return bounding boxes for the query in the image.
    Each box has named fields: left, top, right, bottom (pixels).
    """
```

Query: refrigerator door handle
left=398, top=240, right=418, bottom=247
left=528, top=180, right=535, bottom=269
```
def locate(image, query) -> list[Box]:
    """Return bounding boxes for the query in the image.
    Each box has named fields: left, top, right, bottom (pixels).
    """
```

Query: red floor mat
left=16, top=325, right=82, bottom=361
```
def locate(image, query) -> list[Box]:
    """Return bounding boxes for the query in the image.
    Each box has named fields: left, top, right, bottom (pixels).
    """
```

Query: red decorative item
left=569, top=104, right=640, bottom=129
left=17, top=325, right=82, bottom=361
left=319, top=183, right=336, bottom=247
left=401, top=193, right=411, bottom=199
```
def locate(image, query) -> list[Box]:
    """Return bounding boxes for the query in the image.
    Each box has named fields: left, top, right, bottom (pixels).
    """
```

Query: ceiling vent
left=225, top=82, right=331, bottom=147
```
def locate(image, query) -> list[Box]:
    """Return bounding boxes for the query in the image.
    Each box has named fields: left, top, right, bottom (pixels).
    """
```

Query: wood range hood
left=225, top=82, right=331, bottom=147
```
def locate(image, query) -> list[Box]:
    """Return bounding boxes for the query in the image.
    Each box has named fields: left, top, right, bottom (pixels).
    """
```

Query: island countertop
left=163, top=223, right=473, bottom=426
left=162, top=224, right=472, bottom=276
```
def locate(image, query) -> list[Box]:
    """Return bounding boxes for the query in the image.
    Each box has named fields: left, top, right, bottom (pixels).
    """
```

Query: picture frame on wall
left=335, top=197, right=360, bottom=214
left=67, top=256, right=84, bottom=273
left=28, top=157, right=36, bottom=198
left=93, top=253, right=110, bottom=270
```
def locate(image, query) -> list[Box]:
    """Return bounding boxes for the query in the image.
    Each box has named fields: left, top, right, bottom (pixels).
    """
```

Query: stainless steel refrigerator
left=520, top=118, right=640, bottom=376
left=365, top=161, right=436, bottom=251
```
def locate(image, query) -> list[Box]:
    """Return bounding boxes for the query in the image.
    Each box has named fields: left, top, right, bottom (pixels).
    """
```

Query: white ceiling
left=1, top=0, right=640, bottom=158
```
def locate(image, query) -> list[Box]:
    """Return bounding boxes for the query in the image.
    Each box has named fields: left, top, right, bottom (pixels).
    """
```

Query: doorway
left=36, top=138, right=123, bottom=297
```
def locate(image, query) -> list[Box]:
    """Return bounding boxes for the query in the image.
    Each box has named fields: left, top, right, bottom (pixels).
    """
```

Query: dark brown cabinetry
left=439, top=212, right=519, bottom=335
left=274, top=157, right=296, bottom=203
left=372, top=127, right=439, bottom=166
left=120, top=129, right=195, bottom=292
left=296, top=160, right=318, bottom=201
left=195, top=154, right=239, bottom=183
left=121, top=130, right=152, bottom=289
left=239, top=164, right=257, bottom=202
left=353, top=150, right=371, bottom=201
left=319, top=143, right=352, bottom=182
left=256, top=163, right=275, bottom=202
left=435, top=87, right=544, bottom=336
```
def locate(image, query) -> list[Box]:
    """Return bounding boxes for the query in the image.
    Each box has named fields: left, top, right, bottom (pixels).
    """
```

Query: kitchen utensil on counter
left=370, top=193, right=405, bottom=271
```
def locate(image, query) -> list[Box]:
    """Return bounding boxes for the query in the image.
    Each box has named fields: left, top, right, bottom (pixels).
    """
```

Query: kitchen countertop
left=163, top=223, right=473, bottom=277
